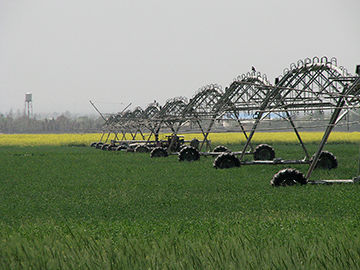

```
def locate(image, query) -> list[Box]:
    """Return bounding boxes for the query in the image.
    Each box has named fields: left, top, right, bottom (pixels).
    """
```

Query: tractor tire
left=120, top=142, right=129, bottom=148
left=150, top=147, right=168, bottom=158
left=271, top=168, right=307, bottom=187
left=178, top=144, right=191, bottom=153
left=253, top=144, right=275, bottom=160
left=107, top=145, right=116, bottom=151
left=95, top=142, right=104, bottom=149
left=135, top=145, right=150, bottom=153
left=313, top=151, right=338, bottom=170
left=213, top=153, right=240, bottom=169
left=116, top=145, right=127, bottom=151
left=178, top=146, right=200, bottom=162
left=190, top=138, right=200, bottom=150
left=213, top=145, right=230, bottom=153
left=101, top=144, right=109, bottom=150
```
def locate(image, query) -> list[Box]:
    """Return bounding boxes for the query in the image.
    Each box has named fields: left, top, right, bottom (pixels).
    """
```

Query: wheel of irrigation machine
left=213, top=145, right=230, bottom=153
left=116, top=145, right=128, bottom=151
left=95, top=142, right=104, bottom=149
left=178, top=146, right=200, bottom=162
left=179, top=144, right=188, bottom=151
left=312, top=151, right=338, bottom=170
left=135, top=145, right=150, bottom=153
left=253, top=144, right=275, bottom=160
left=120, top=142, right=129, bottom=148
left=213, top=153, right=240, bottom=169
left=101, top=144, right=109, bottom=150
left=90, top=142, right=97, bottom=147
left=271, top=168, right=308, bottom=187
left=189, top=138, right=200, bottom=150
left=150, top=147, right=168, bottom=158
left=107, top=145, right=116, bottom=151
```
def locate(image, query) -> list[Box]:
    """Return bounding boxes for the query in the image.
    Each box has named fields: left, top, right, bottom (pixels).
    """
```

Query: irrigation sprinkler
left=211, top=57, right=359, bottom=170
left=147, top=84, right=254, bottom=160
left=149, top=97, right=197, bottom=154
left=200, top=72, right=272, bottom=150
left=110, top=101, right=164, bottom=151
left=149, top=76, right=280, bottom=162
left=271, top=74, right=360, bottom=186
left=105, top=98, right=195, bottom=153
left=110, top=107, right=147, bottom=145
left=89, top=101, right=132, bottom=148
left=101, top=85, right=224, bottom=157
left=90, top=76, right=279, bottom=159
left=187, top=72, right=279, bottom=165
left=210, top=56, right=359, bottom=184
left=174, top=84, right=224, bottom=152
left=148, top=84, right=224, bottom=158
left=91, top=101, right=169, bottom=152
left=89, top=56, right=360, bottom=182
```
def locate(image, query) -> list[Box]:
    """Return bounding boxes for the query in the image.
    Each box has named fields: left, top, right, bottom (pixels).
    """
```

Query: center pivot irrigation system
left=90, top=56, right=360, bottom=186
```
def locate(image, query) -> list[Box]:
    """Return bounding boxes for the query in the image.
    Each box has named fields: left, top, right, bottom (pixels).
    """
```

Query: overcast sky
left=1, top=0, right=359, bottom=115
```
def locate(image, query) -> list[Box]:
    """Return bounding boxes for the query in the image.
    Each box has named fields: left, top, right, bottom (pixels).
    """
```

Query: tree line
left=0, top=112, right=104, bottom=133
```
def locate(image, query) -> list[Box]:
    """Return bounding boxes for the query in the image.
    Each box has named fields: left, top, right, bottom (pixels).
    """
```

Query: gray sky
left=1, top=0, right=360, bottom=115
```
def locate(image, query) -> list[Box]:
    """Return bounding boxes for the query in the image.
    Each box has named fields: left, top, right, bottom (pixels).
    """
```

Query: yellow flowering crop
left=185, top=132, right=360, bottom=145
left=0, top=133, right=100, bottom=146
left=0, top=132, right=359, bottom=146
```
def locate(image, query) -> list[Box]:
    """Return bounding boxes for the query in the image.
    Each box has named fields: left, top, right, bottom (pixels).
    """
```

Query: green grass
left=0, top=143, right=360, bottom=269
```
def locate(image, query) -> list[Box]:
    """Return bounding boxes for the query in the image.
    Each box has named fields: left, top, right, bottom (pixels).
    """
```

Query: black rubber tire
left=107, top=145, right=116, bottom=151
left=271, top=168, right=307, bottom=186
left=120, top=142, right=129, bottom=148
left=101, top=144, right=109, bottom=150
left=135, top=145, right=150, bottom=153
left=129, top=143, right=139, bottom=150
left=90, top=142, right=97, bottom=147
left=179, top=144, right=188, bottom=151
left=150, top=147, right=168, bottom=158
left=253, top=144, right=275, bottom=160
left=213, top=145, right=229, bottom=153
left=213, top=153, right=240, bottom=169
left=178, top=146, right=200, bottom=162
left=312, top=151, right=338, bottom=170
left=95, top=142, right=104, bottom=149
left=190, top=138, right=200, bottom=150
left=116, top=145, right=127, bottom=151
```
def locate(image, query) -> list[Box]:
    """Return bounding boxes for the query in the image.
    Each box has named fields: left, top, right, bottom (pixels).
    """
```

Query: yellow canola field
left=0, top=133, right=100, bottom=147
left=183, top=132, right=360, bottom=145
left=0, top=132, right=360, bottom=146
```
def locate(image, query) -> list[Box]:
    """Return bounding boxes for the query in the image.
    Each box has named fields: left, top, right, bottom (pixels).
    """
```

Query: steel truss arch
left=183, top=84, right=223, bottom=118
left=170, top=84, right=224, bottom=151
left=236, top=57, right=360, bottom=178
left=212, top=71, right=271, bottom=117
left=143, top=102, right=161, bottom=119
left=197, top=71, right=271, bottom=151
left=270, top=56, right=353, bottom=113
left=157, top=96, right=189, bottom=120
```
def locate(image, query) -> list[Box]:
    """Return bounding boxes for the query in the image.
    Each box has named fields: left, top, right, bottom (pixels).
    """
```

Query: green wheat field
left=1, top=139, right=360, bottom=269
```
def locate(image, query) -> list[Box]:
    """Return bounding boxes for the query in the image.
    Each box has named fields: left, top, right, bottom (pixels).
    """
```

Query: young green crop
left=0, top=143, right=359, bottom=269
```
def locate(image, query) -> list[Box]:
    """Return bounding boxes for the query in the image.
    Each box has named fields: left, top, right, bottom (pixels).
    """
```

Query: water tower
left=25, top=92, right=33, bottom=118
